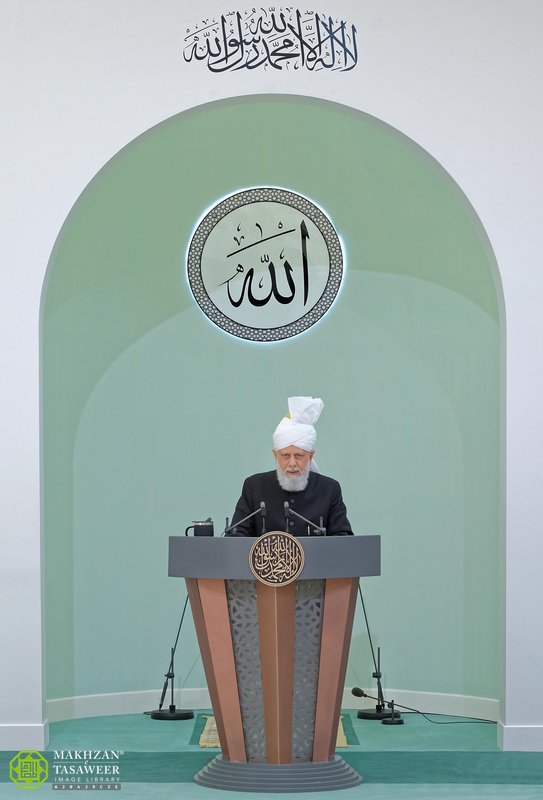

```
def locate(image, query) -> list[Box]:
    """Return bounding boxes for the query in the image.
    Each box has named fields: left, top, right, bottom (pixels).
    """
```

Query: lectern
left=168, top=534, right=380, bottom=792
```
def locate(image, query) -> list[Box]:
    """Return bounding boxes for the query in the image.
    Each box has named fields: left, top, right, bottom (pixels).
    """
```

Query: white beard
left=276, top=463, right=311, bottom=492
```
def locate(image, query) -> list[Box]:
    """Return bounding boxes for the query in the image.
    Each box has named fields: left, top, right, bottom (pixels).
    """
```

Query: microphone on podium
left=224, top=501, right=268, bottom=535
left=284, top=500, right=325, bottom=536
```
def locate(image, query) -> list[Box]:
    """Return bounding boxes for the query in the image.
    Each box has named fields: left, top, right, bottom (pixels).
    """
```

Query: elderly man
left=227, top=397, right=353, bottom=537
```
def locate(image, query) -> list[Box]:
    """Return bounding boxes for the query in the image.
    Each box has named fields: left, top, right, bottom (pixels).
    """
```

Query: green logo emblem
left=9, top=750, right=48, bottom=789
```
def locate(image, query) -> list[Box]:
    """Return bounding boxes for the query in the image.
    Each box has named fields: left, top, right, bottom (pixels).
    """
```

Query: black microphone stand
left=352, top=689, right=404, bottom=725
left=284, top=501, right=326, bottom=535
left=224, top=503, right=266, bottom=536
left=355, top=586, right=401, bottom=722
left=148, top=595, right=194, bottom=721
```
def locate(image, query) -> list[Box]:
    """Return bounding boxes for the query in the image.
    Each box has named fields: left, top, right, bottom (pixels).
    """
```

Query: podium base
left=194, top=754, right=362, bottom=793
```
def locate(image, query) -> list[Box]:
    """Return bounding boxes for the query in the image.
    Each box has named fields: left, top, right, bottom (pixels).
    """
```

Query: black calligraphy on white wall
left=183, top=8, right=358, bottom=72
left=187, top=188, right=343, bottom=342
left=222, top=219, right=310, bottom=309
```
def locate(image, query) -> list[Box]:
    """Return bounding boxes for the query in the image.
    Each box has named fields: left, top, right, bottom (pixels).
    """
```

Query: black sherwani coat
left=227, top=470, right=353, bottom=537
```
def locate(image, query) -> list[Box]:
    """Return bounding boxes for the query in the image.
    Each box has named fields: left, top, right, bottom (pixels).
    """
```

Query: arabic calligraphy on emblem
left=187, top=187, right=343, bottom=342
left=249, top=531, right=305, bottom=586
left=183, top=8, right=358, bottom=73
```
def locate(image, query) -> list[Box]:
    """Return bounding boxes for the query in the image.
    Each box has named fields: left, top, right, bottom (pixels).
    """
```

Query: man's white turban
left=272, top=396, right=324, bottom=453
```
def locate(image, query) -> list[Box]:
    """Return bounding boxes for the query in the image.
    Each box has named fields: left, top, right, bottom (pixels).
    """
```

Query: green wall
left=42, top=95, right=501, bottom=703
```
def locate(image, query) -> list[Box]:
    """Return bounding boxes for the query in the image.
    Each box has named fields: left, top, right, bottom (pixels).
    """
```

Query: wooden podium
left=168, top=534, right=380, bottom=792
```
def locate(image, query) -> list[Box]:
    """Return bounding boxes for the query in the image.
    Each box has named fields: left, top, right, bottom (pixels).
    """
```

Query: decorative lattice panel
left=291, top=579, right=324, bottom=760
left=226, top=580, right=267, bottom=762
left=226, top=578, right=324, bottom=763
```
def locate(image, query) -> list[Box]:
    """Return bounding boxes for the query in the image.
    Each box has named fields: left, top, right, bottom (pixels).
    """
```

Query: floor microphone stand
left=356, top=586, right=401, bottom=722
left=148, top=595, right=194, bottom=721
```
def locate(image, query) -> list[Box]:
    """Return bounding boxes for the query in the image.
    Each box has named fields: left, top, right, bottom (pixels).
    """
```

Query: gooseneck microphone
left=223, top=502, right=267, bottom=535
left=283, top=501, right=326, bottom=536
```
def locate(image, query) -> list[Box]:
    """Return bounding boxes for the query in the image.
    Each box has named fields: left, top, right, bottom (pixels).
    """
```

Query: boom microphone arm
left=224, top=502, right=267, bottom=536
left=284, top=501, right=326, bottom=535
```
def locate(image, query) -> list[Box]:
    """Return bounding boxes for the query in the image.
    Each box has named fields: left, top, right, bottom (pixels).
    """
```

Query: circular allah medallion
left=249, top=530, right=305, bottom=586
left=187, top=188, right=343, bottom=342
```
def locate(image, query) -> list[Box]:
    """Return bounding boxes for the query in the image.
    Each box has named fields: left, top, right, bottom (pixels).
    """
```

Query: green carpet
left=2, top=750, right=543, bottom=785
left=343, top=751, right=543, bottom=784
left=1, top=711, right=542, bottom=792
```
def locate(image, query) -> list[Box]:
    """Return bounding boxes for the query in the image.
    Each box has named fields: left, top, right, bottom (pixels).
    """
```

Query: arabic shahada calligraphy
left=187, top=188, right=343, bottom=342
left=183, top=8, right=358, bottom=73
left=249, top=531, right=305, bottom=586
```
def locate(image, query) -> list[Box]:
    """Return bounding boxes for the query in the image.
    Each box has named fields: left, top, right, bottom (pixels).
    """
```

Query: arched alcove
left=41, top=95, right=503, bottom=715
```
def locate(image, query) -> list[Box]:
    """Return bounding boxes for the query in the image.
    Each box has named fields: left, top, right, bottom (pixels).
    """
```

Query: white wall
left=2, top=0, right=542, bottom=749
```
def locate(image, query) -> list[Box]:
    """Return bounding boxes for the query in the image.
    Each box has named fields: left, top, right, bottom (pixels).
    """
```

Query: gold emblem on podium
left=249, top=531, right=305, bottom=586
